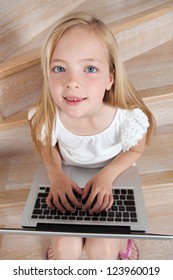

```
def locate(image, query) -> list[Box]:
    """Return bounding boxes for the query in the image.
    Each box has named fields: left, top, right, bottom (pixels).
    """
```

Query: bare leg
left=47, top=236, right=84, bottom=260
left=85, top=238, right=121, bottom=260
left=85, top=238, right=138, bottom=260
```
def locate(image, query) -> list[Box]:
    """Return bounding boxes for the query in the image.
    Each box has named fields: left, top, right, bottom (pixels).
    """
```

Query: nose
left=64, top=72, right=80, bottom=89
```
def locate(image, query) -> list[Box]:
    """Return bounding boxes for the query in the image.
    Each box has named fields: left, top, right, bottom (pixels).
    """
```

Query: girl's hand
left=46, top=173, right=82, bottom=213
left=82, top=170, right=114, bottom=214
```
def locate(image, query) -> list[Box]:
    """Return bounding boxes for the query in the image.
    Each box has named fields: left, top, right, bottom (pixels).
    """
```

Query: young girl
left=29, top=12, right=155, bottom=260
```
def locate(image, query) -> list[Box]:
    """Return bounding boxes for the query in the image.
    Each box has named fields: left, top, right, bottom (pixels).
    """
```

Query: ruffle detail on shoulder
left=121, top=108, right=149, bottom=151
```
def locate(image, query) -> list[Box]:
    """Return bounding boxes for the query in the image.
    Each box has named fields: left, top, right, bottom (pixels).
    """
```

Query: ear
left=106, top=72, right=114, bottom=90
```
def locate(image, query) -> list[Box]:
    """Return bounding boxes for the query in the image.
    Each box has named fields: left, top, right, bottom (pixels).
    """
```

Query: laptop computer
left=20, top=164, right=148, bottom=236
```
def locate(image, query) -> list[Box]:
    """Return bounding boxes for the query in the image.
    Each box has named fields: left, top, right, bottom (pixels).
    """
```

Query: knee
left=52, top=238, right=82, bottom=260
left=85, top=241, right=115, bottom=260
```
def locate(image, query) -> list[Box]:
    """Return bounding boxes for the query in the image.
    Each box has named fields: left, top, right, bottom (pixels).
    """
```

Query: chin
left=63, top=108, right=84, bottom=119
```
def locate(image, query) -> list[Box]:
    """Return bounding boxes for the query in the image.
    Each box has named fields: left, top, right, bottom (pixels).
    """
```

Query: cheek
left=48, top=77, right=59, bottom=94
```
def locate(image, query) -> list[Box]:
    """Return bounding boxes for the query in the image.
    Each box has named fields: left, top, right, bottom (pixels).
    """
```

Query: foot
left=118, top=240, right=139, bottom=260
left=46, top=244, right=55, bottom=260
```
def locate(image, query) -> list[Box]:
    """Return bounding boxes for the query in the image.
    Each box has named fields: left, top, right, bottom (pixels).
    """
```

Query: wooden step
left=141, top=170, right=173, bottom=188
left=1, top=1, right=173, bottom=80
left=1, top=0, right=171, bottom=68
left=0, top=0, right=85, bottom=63
left=1, top=2, right=173, bottom=119
left=125, top=39, right=173, bottom=90
left=124, top=38, right=173, bottom=126
left=137, top=124, right=173, bottom=174
left=0, top=108, right=29, bottom=131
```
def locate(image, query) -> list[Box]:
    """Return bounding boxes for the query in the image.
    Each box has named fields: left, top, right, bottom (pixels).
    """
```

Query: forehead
left=51, top=27, right=109, bottom=62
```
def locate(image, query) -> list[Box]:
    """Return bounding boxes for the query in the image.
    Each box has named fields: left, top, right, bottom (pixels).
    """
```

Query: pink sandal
left=46, top=244, right=55, bottom=260
left=118, top=239, right=139, bottom=260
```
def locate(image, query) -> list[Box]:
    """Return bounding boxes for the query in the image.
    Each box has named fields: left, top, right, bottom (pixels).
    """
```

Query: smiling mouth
left=64, top=97, right=86, bottom=104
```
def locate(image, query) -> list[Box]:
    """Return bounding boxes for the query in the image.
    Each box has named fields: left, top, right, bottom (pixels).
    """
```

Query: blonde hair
left=30, top=11, right=155, bottom=154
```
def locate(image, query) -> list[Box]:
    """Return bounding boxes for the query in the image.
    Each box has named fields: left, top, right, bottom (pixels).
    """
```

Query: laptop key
left=127, top=189, right=134, bottom=195
left=123, top=218, right=129, bottom=222
left=108, top=212, right=114, bottom=217
left=69, top=216, right=75, bottom=220
left=33, top=209, right=42, bottom=215
left=84, top=217, right=91, bottom=221
left=100, top=217, right=106, bottom=221
left=107, top=218, right=114, bottom=222
left=47, top=216, right=53, bottom=219
left=31, top=215, right=38, bottom=219
left=126, top=206, right=136, bottom=212
left=77, top=217, right=83, bottom=220
left=130, top=212, right=137, bottom=218
left=38, top=193, right=47, bottom=198
left=39, top=215, right=45, bottom=219
left=92, top=217, right=99, bottom=221
left=115, top=218, right=121, bottom=222
left=131, top=218, right=138, bottom=222
left=61, top=216, right=68, bottom=220
left=34, top=198, right=41, bottom=209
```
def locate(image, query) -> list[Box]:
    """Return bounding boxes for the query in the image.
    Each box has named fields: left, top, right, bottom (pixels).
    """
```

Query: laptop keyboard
left=31, top=186, right=138, bottom=224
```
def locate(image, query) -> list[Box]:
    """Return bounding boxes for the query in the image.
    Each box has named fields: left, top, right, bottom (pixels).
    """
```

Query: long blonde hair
left=29, top=11, right=155, bottom=154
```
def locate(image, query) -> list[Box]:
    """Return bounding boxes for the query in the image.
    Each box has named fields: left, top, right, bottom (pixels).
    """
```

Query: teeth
left=66, top=97, right=81, bottom=101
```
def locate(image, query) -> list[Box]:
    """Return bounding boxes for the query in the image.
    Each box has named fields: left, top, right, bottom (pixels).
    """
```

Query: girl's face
left=49, top=27, right=114, bottom=119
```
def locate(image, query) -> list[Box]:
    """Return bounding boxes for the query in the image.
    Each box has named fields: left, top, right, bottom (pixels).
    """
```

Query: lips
left=64, top=96, right=86, bottom=105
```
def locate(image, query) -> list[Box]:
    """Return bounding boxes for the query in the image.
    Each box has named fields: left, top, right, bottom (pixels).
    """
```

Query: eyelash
left=85, top=66, right=98, bottom=73
left=52, top=66, right=65, bottom=73
left=51, top=65, right=99, bottom=73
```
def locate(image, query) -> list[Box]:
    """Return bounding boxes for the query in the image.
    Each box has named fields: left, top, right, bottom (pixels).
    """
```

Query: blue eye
left=53, top=66, right=65, bottom=73
left=86, top=66, right=97, bottom=73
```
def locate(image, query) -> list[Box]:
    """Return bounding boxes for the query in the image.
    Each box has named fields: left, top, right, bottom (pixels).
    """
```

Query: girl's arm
left=104, top=136, right=146, bottom=182
left=40, top=144, right=82, bottom=212
left=83, top=136, right=146, bottom=214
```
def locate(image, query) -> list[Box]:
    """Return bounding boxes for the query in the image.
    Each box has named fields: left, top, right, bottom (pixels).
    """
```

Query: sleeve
left=120, top=108, right=149, bottom=152
left=28, top=108, right=57, bottom=146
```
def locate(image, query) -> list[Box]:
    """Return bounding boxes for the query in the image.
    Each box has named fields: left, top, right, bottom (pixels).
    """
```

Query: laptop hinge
left=36, top=223, right=131, bottom=234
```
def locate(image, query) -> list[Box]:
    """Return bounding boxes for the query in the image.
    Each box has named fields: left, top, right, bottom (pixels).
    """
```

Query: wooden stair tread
left=0, top=109, right=29, bottom=130
left=141, top=170, right=173, bottom=188
left=110, top=1, right=173, bottom=32
left=1, top=1, right=173, bottom=79
left=125, top=38, right=173, bottom=90
left=137, top=124, right=173, bottom=174
left=139, top=84, right=173, bottom=101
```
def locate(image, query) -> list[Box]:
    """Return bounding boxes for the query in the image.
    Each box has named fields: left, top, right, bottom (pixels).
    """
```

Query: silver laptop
left=20, top=164, right=148, bottom=235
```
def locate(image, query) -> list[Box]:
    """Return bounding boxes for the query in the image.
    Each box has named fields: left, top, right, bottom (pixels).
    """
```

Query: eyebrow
left=51, top=58, right=104, bottom=64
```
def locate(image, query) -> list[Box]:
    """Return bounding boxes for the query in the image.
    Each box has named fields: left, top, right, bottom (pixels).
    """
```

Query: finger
left=67, top=189, right=82, bottom=208
left=58, top=193, right=76, bottom=212
left=46, top=192, right=55, bottom=209
left=82, top=181, right=92, bottom=199
left=72, top=184, right=83, bottom=196
left=95, top=194, right=109, bottom=213
left=105, top=194, right=114, bottom=211
left=83, top=191, right=98, bottom=211
left=53, top=196, right=66, bottom=213
left=89, top=193, right=106, bottom=214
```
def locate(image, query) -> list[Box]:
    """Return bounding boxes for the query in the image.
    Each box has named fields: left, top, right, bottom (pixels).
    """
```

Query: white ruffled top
left=28, top=107, right=149, bottom=168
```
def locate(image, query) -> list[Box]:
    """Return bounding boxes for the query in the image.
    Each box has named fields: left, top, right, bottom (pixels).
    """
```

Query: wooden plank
left=1, top=1, right=173, bottom=79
